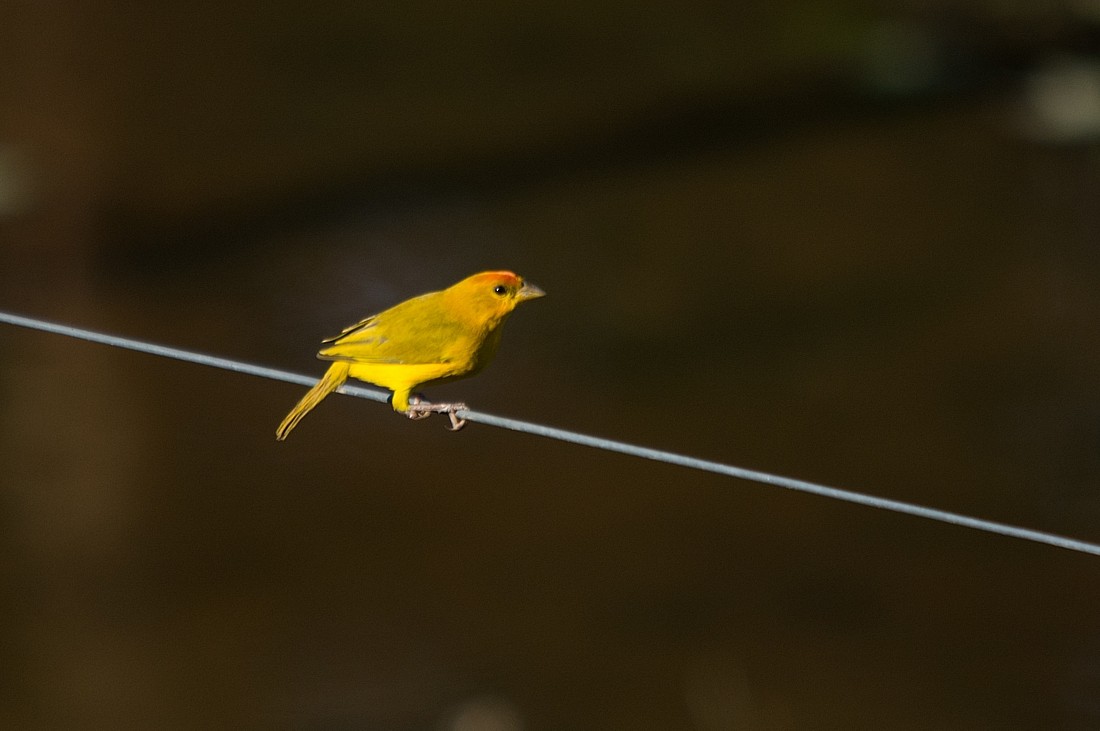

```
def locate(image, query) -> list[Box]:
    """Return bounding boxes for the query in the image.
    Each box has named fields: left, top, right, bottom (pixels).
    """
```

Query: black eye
left=493, top=285, right=508, bottom=296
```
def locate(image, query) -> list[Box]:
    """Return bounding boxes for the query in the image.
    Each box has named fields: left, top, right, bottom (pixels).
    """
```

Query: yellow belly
left=347, top=362, right=459, bottom=411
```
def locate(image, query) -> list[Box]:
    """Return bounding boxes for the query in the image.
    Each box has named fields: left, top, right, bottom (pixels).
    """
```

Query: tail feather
left=275, top=361, right=351, bottom=440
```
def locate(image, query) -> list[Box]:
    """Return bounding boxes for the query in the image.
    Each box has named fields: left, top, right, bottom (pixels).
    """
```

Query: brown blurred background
left=3, top=2, right=1100, bottom=729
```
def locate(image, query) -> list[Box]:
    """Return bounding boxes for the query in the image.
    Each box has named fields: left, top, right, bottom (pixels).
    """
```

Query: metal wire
left=3, top=309, right=1098, bottom=557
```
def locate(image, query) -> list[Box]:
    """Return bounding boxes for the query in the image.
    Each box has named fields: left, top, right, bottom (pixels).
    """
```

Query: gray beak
left=517, top=281, right=546, bottom=301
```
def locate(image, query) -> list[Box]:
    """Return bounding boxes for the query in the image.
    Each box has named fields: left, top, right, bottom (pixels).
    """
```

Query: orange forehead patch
left=467, top=271, right=522, bottom=287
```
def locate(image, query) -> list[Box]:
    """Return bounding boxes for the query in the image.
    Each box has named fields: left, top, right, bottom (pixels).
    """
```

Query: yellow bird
left=276, top=270, right=545, bottom=439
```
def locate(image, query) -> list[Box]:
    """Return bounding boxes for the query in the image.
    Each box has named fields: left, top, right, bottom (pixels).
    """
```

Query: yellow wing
left=317, top=294, right=479, bottom=367
left=321, top=313, right=378, bottom=344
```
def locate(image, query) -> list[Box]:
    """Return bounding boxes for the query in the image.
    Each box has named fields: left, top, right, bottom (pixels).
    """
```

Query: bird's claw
left=404, top=398, right=468, bottom=431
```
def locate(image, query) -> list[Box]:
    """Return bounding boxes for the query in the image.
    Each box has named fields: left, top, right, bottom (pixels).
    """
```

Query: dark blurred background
left=3, top=2, right=1100, bottom=729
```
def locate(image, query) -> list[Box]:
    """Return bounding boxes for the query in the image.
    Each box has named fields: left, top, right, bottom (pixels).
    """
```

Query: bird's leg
left=405, top=394, right=432, bottom=420
left=405, top=395, right=468, bottom=430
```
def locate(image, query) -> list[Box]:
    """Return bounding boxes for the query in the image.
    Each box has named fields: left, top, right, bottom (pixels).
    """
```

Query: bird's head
left=446, top=271, right=545, bottom=324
